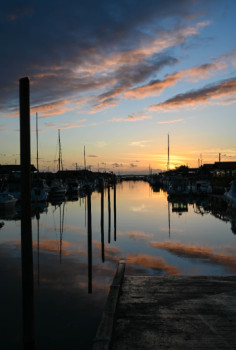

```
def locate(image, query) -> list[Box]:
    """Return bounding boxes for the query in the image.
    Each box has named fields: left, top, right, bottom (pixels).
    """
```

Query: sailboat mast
left=36, top=112, right=39, bottom=173
left=167, top=133, right=170, bottom=170
left=57, top=129, right=63, bottom=172
left=84, top=145, right=86, bottom=170
left=58, top=130, right=60, bottom=172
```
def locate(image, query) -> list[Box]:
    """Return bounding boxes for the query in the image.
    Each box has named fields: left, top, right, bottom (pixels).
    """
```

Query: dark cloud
left=94, top=55, right=178, bottom=109
left=0, top=0, right=204, bottom=113
left=112, top=163, right=123, bottom=167
left=150, top=77, right=236, bottom=110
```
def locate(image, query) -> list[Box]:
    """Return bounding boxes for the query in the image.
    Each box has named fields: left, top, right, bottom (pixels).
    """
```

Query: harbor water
left=0, top=180, right=235, bottom=349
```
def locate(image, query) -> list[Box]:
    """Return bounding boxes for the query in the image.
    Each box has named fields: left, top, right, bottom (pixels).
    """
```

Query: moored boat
left=224, top=180, right=236, bottom=209
left=0, top=193, right=18, bottom=210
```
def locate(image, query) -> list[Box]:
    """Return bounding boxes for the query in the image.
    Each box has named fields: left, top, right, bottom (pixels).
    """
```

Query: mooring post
left=108, top=186, right=111, bottom=243
left=101, top=188, right=105, bottom=262
left=19, top=77, right=35, bottom=349
left=114, top=182, right=117, bottom=241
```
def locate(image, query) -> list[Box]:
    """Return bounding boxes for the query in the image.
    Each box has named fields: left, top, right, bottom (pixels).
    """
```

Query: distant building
left=0, top=164, right=37, bottom=175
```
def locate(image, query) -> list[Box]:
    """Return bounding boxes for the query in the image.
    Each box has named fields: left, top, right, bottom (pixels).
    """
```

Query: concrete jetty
left=93, top=261, right=236, bottom=350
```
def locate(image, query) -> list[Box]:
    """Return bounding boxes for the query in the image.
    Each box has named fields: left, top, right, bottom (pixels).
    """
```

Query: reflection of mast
left=36, top=211, right=40, bottom=286
left=108, top=186, right=111, bottom=243
left=101, top=188, right=105, bottom=262
left=168, top=200, right=171, bottom=238
left=84, top=197, right=87, bottom=227
left=59, top=202, right=65, bottom=264
left=87, top=193, right=92, bottom=294
left=114, top=182, right=117, bottom=241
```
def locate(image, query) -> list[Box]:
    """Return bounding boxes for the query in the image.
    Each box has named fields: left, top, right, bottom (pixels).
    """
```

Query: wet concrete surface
left=111, top=275, right=236, bottom=350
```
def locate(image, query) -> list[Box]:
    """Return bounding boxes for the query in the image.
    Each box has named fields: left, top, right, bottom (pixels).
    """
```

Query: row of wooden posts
left=19, top=77, right=117, bottom=349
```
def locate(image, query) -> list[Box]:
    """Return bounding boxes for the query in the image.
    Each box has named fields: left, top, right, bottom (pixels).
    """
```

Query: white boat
left=0, top=193, right=18, bottom=210
left=224, top=180, right=236, bottom=209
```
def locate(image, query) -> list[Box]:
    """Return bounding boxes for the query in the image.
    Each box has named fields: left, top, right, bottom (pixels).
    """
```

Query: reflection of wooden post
left=108, top=186, right=111, bottom=243
left=168, top=200, right=171, bottom=238
left=114, top=182, right=117, bottom=241
left=101, top=188, right=105, bottom=262
left=20, top=77, right=35, bottom=349
left=36, top=212, right=40, bottom=287
left=87, top=193, right=92, bottom=293
left=85, top=195, right=87, bottom=227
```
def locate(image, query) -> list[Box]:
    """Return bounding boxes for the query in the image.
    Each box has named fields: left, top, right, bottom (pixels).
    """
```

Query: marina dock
left=93, top=261, right=236, bottom=350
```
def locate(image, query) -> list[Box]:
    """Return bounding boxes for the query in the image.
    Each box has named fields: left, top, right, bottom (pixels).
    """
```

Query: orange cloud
left=158, top=119, right=184, bottom=124
left=150, top=241, right=236, bottom=273
left=90, top=98, right=119, bottom=113
left=126, top=61, right=227, bottom=99
left=125, top=74, right=179, bottom=98
left=59, top=124, right=85, bottom=130
left=8, top=99, right=74, bottom=118
left=111, top=115, right=151, bottom=122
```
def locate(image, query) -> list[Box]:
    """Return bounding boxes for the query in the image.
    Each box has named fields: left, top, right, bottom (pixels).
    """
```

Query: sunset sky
left=0, top=0, right=236, bottom=173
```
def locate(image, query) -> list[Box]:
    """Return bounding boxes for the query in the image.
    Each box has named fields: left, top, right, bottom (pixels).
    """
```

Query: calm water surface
left=0, top=180, right=235, bottom=349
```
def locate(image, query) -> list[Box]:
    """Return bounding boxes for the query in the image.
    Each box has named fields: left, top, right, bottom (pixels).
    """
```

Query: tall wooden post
left=108, top=186, right=111, bottom=244
left=19, top=77, right=35, bottom=349
left=114, top=182, right=117, bottom=241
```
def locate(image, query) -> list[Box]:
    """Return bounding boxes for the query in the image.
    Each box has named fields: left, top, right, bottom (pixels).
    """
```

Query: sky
left=0, top=0, right=236, bottom=173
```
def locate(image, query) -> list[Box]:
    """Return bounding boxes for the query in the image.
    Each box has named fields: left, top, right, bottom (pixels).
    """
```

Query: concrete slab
left=111, top=275, right=236, bottom=350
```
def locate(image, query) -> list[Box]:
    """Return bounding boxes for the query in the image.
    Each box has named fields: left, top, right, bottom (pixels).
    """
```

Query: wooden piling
left=108, top=186, right=111, bottom=243
left=19, top=77, right=35, bottom=349
left=87, top=193, right=92, bottom=293
left=113, top=183, right=116, bottom=241
left=101, top=188, right=105, bottom=262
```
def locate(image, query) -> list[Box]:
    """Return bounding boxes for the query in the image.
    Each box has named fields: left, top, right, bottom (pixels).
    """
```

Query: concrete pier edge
left=93, top=259, right=126, bottom=350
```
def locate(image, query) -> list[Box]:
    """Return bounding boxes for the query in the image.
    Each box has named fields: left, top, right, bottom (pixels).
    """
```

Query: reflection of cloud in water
left=0, top=239, right=117, bottom=295
left=33, top=239, right=76, bottom=255
left=42, top=224, right=86, bottom=234
left=150, top=241, right=236, bottom=273
left=130, top=204, right=150, bottom=212
left=126, top=254, right=178, bottom=275
left=92, top=240, right=122, bottom=262
left=128, top=231, right=154, bottom=241
left=159, top=227, right=184, bottom=233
